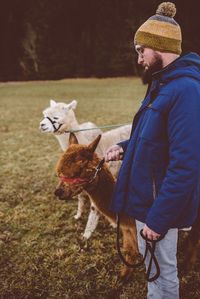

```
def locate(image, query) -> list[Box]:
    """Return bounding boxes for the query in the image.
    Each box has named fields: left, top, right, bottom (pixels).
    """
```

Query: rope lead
left=116, top=213, right=165, bottom=282
left=64, top=123, right=131, bottom=133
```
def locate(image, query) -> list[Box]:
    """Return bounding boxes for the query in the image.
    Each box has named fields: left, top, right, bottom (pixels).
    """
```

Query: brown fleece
left=55, top=134, right=139, bottom=280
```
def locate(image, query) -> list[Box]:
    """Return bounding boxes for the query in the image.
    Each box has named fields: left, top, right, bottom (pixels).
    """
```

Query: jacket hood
left=154, top=52, right=200, bottom=83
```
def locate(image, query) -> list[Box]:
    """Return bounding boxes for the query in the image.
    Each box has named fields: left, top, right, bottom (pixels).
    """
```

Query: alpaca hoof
left=74, top=213, right=81, bottom=220
left=82, top=231, right=92, bottom=240
left=77, top=236, right=90, bottom=251
left=110, top=222, right=117, bottom=229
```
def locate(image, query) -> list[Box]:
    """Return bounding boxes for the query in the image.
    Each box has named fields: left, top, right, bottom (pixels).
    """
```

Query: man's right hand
left=105, top=145, right=124, bottom=162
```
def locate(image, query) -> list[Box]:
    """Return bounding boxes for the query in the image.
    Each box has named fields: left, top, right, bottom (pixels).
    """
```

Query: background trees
left=0, top=0, right=199, bottom=81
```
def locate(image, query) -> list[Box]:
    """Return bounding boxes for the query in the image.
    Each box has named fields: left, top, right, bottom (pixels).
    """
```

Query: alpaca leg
left=183, top=239, right=200, bottom=271
left=83, top=204, right=100, bottom=239
left=182, top=207, right=200, bottom=270
left=74, top=193, right=87, bottom=220
left=120, top=225, right=139, bottom=280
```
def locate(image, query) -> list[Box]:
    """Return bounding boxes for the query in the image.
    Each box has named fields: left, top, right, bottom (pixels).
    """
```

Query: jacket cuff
left=117, top=140, right=129, bottom=154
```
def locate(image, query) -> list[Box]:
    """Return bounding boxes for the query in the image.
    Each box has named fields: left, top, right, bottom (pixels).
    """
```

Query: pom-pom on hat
left=134, top=2, right=182, bottom=55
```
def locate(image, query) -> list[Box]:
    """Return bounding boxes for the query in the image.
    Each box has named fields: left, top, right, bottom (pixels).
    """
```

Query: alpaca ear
left=50, top=99, right=57, bottom=107
left=88, top=135, right=101, bottom=152
left=69, top=132, right=79, bottom=145
left=62, top=100, right=77, bottom=112
left=68, top=100, right=77, bottom=110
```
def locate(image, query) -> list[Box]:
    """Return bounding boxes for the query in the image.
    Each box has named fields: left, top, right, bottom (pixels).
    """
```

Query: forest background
left=1, top=0, right=199, bottom=82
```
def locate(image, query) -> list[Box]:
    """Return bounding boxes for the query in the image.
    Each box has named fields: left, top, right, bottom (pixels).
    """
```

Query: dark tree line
left=0, top=0, right=199, bottom=81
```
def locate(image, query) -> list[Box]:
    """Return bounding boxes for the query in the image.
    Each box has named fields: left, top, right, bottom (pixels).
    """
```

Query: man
left=105, top=2, right=200, bottom=298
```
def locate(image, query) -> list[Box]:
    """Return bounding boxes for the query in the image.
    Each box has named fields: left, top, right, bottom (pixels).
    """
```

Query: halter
left=60, top=177, right=89, bottom=185
left=59, top=158, right=105, bottom=186
left=45, top=116, right=62, bottom=132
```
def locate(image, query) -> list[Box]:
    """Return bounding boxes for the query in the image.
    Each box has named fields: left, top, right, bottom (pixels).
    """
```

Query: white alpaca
left=40, top=99, right=131, bottom=238
left=40, top=99, right=101, bottom=151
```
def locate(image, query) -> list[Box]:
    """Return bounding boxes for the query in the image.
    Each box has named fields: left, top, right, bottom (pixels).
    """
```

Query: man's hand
left=105, top=144, right=123, bottom=162
left=143, top=224, right=161, bottom=241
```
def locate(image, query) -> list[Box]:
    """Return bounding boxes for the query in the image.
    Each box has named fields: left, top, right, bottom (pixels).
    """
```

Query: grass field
left=0, top=77, right=199, bottom=299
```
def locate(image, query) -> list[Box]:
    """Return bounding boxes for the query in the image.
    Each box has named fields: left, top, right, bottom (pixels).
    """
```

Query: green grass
left=0, top=77, right=199, bottom=299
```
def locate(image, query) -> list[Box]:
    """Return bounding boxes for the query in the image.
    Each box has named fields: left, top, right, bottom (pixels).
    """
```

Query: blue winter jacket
left=111, top=52, right=200, bottom=235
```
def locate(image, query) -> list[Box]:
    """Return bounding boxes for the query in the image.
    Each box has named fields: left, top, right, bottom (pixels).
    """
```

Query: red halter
left=59, top=158, right=105, bottom=186
left=60, top=176, right=89, bottom=185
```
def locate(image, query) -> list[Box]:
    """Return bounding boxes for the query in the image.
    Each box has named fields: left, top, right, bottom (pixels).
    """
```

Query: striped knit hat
left=134, top=2, right=182, bottom=55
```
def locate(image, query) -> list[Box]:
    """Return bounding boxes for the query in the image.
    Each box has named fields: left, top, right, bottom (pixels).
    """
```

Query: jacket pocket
left=139, top=107, right=167, bottom=143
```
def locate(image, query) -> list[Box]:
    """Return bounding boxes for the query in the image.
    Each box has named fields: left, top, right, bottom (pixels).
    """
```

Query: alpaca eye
left=53, top=117, right=59, bottom=120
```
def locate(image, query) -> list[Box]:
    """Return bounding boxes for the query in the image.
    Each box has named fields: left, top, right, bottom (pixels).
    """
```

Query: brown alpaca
left=55, top=133, right=139, bottom=280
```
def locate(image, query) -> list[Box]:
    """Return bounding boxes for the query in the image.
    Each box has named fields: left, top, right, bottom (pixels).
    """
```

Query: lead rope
left=88, top=158, right=105, bottom=184
left=64, top=123, right=131, bottom=133
left=44, top=116, right=130, bottom=133
left=116, top=214, right=165, bottom=282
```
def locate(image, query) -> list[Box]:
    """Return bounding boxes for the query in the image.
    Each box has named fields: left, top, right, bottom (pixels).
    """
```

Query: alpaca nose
left=39, top=122, right=46, bottom=131
left=54, top=188, right=64, bottom=198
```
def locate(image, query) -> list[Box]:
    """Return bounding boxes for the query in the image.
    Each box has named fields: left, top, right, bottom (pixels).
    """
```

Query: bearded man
left=105, top=2, right=200, bottom=299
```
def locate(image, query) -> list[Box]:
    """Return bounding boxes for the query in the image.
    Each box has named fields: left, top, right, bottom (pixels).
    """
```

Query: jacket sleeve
left=146, top=80, right=200, bottom=234
left=117, top=140, right=129, bottom=155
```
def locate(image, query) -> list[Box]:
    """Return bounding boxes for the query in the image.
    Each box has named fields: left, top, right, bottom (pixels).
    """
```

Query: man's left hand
left=143, top=224, right=161, bottom=240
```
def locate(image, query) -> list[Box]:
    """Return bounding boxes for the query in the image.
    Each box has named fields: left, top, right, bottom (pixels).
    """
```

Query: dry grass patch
left=0, top=77, right=199, bottom=298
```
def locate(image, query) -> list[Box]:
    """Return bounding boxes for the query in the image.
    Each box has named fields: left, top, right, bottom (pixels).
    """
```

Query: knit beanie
left=134, top=2, right=182, bottom=55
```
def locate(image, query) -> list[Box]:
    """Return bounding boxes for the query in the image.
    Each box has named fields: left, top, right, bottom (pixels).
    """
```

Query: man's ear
left=88, top=135, right=101, bottom=152
left=69, top=132, right=79, bottom=145
left=50, top=99, right=57, bottom=107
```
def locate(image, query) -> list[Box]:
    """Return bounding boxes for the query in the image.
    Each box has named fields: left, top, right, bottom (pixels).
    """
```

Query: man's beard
left=142, top=53, right=163, bottom=84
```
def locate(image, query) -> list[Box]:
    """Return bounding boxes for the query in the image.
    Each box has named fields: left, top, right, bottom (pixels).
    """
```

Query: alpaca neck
left=86, top=167, right=116, bottom=222
left=54, top=110, right=88, bottom=151
left=55, top=134, right=69, bottom=151
left=64, top=110, right=79, bottom=130
left=66, top=111, right=89, bottom=144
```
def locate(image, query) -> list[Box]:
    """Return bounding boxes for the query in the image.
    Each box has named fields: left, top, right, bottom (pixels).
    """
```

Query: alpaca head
left=54, top=133, right=101, bottom=200
left=39, top=99, right=77, bottom=133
